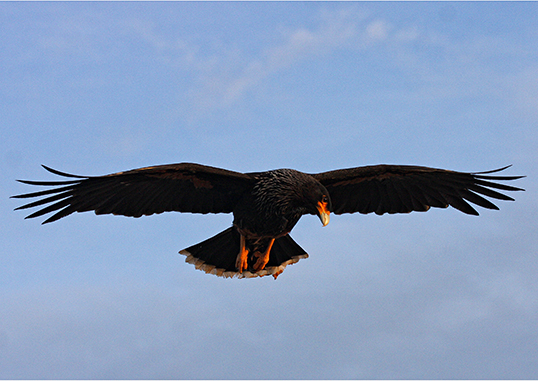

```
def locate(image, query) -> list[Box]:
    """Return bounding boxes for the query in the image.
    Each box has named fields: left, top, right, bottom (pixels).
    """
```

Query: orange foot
left=235, top=234, right=249, bottom=273
left=253, top=238, right=275, bottom=271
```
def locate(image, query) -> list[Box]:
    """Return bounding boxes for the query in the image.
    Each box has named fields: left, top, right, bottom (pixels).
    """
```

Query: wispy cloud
left=26, top=6, right=421, bottom=120
left=119, top=18, right=200, bottom=69
left=182, top=8, right=418, bottom=114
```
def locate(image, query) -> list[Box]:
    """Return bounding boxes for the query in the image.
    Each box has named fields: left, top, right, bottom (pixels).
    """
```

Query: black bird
left=12, top=163, right=524, bottom=279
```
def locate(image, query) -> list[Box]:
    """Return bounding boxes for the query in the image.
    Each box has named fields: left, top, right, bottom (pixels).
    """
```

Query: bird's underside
left=12, top=162, right=524, bottom=279
left=179, top=227, right=309, bottom=279
left=235, top=234, right=275, bottom=275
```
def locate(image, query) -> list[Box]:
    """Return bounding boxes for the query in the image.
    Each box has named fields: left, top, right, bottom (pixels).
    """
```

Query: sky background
left=1, top=2, right=537, bottom=379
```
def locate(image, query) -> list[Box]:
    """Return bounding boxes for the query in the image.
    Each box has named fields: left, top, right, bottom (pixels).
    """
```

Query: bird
left=12, top=163, right=524, bottom=279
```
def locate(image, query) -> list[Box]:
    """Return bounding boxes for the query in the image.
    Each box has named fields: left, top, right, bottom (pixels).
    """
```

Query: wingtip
left=41, top=165, right=87, bottom=179
left=22, top=215, right=50, bottom=225
left=473, top=165, right=512, bottom=174
left=41, top=164, right=57, bottom=174
left=13, top=179, right=37, bottom=187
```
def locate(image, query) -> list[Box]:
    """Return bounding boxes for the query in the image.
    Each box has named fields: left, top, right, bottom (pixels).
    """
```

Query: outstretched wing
left=311, top=165, right=524, bottom=215
left=12, top=163, right=255, bottom=224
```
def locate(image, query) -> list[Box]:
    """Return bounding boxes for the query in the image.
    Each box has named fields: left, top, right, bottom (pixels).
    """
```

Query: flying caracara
left=12, top=163, right=524, bottom=279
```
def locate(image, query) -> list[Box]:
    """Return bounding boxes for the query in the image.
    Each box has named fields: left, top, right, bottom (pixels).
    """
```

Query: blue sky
left=1, top=2, right=536, bottom=379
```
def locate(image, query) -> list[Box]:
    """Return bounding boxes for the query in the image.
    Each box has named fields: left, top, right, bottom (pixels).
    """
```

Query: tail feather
left=179, top=227, right=308, bottom=279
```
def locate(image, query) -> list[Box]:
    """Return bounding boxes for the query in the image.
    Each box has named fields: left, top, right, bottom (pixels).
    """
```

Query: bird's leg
left=253, top=238, right=275, bottom=271
left=235, top=234, right=249, bottom=273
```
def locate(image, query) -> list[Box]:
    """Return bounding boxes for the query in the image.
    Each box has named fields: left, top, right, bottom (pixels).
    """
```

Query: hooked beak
left=317, top=201, right=330, bottom=227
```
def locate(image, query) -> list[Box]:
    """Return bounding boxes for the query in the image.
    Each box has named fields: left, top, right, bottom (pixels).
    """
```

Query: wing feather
left=12, top=163, right=255, bottom=223
left=391, top=180, right=414, bottom=214
left=312, top=165, right=524, bottom=215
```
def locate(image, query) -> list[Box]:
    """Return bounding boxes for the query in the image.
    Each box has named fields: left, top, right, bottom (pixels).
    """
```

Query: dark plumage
left=12, top=163, right=524, bottom=279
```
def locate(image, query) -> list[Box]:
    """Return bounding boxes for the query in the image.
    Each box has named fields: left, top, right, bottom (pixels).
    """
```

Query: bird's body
left=234, top=169, right=330, bottom=238
left=12, top=163, right=524, bottom=279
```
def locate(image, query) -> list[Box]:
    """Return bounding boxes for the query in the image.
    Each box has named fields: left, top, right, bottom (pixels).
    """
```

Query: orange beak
left=317, top=201, right=330, bottom=227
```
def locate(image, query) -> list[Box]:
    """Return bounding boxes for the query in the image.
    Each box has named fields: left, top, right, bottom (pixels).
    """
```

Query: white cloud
left=176, top=8, right=425, bottom=121
left=120, top=18, right=199, bottom=68
left=199, top=9, right=364, bottom=108
left=365, top=19, right=391, bottom=41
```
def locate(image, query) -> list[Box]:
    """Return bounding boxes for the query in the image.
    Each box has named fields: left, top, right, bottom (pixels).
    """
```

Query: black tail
left=179, top=227, right=308, bottom=279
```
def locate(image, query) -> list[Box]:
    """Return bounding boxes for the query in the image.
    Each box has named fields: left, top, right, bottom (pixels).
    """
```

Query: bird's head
left=317, top=193, right=331, bottom=226
left=302, top=181, right=331, bottom=227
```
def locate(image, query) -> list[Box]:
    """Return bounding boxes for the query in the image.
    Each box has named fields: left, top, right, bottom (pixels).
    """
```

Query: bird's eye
left=322, top=195, right=328, bottom=204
